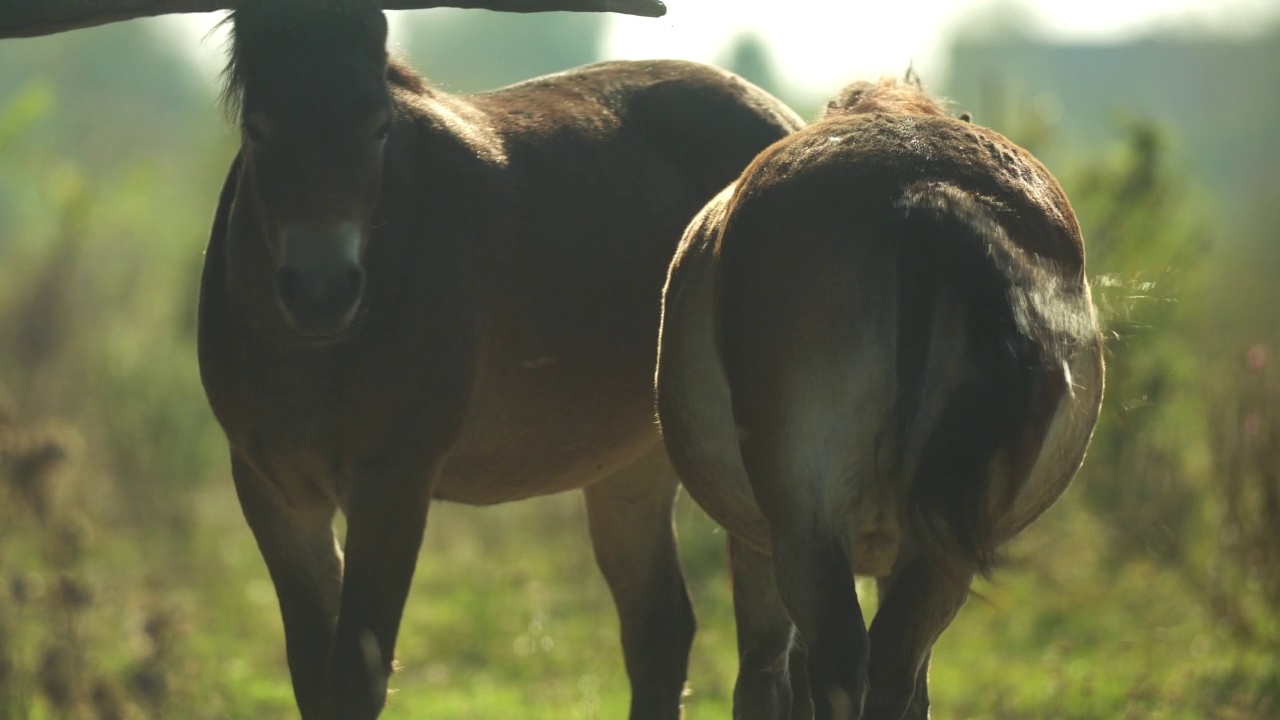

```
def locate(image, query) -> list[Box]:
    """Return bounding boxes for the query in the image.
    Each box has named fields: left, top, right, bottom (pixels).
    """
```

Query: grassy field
left=3, top=417, right=1278, bottom=719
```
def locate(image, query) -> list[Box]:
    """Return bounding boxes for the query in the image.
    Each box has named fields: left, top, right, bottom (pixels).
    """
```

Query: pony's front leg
left=330, top=454, right=438, bottom=720
left=583, top=448, right=695, bottom=720
left=231, top=457, right=343, bottom=720
left=728, top=534, right=813, bottom=720
left=863, top=551, right=972, bottom=720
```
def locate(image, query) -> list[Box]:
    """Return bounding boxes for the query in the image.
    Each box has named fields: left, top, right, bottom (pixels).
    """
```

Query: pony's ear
left=904, top=64, right=923, bottom=88
left=2, top=0, right=664, bottom=39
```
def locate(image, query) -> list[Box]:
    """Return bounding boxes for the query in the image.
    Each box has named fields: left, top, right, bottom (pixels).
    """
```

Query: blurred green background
left=1, top=2, right=1278, bottom=718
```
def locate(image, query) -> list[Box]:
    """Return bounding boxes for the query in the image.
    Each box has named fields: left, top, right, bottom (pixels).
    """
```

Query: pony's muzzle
left=275, top=224, right=365, bottom=341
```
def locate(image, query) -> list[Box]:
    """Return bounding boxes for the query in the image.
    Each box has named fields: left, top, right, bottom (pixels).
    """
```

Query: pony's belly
left=433, top=354, right=661, bottom=504
left=434, top=422, right=658, bottom=504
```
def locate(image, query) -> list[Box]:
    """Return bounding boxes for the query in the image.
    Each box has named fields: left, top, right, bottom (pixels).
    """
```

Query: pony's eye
left=242, top=116, right=269, bottom=144
left=375, top=118, right=392, bottom=140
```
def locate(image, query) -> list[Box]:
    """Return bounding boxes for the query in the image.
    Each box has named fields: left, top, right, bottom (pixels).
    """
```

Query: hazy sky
left=172, top=0, right=1280, bottom=95
left=603, top=0, right=1279, bottom=91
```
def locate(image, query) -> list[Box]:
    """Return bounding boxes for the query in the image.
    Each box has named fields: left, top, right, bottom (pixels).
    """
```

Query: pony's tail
left=889, top=182, right=1064, bottom=576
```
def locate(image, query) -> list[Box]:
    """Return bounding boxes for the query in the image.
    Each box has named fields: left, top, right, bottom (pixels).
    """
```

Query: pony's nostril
left=276, top=267, right=300, bottom=304
left=338, top=266, right=364, bottom=306
left=273, top=262, right=363, bottom=338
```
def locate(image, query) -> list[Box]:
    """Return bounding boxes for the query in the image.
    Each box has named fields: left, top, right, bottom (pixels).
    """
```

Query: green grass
left=6, top=464, right=1277, bottom=720
left=184, top=484, right=742, bottom=720
left=928, top=494, right=1279, bottom=720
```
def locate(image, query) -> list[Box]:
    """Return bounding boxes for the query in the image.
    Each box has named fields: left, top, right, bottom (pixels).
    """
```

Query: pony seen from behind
left=657, top=76, right=1104, bottom=720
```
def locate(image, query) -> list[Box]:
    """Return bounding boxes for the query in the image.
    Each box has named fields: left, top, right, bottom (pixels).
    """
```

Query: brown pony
left=656, top=76, right=1104, bottom=720
left=196, top=2, right=803, bottom=718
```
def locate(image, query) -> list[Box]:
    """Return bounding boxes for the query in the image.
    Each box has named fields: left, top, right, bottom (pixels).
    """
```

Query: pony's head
left=223, top=0, right=394, bottom=341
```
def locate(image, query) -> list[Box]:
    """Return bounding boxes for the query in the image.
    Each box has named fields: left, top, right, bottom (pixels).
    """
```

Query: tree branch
left=0, top=0, right=666, bottom=40
left=0, top=0, right=229, bottom=40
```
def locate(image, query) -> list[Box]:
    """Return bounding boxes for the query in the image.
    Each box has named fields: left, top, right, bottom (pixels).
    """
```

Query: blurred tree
left=945, top=20, right=1280, bottom=212
left=949, top=0, right=1045, bottom=44
left=398, top=9, right=605, bottom=93
left=1068, top=120, right=1215, bottom=568
left=720, top=33, right=780, bottom=97
left=0, top=19, right=213, bottom=167
left=718, top=31, right=812, bottom=119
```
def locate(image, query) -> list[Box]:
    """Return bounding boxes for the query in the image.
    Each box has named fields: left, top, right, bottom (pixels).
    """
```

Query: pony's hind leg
left=583, top=447, right=695, bottom=720
left=863, top=550, right=973, bottom=720
left=766, top=520, right=869, bottom=720
left=729, top=534, right=814, bottom=720
left=720, top=235, right=899, bottom=719
left=731, top=373, right=884, bottom=719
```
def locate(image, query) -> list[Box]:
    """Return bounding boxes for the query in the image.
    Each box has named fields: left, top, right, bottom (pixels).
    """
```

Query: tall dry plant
left=0, top=390, right=179, bottom=720
left=1206, top=345, right=1280, bottom=652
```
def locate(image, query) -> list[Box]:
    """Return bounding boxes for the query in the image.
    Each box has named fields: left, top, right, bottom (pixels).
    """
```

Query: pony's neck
left=397, top=84, right=509, bottom=170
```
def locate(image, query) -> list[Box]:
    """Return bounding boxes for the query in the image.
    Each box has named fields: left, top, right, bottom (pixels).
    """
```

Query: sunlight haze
left=601, top=0, right=1280, bottom=94
left=170, top=0, right=1280, bottom=97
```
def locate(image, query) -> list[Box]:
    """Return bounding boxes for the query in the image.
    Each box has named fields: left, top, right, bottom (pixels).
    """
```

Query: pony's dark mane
left=387, top=62, right=427, bottom=94
left=217, top=0, right=423, bottom=121
left=214, top=12, right=243, bottom=118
